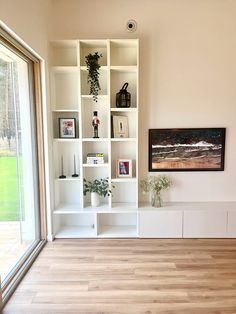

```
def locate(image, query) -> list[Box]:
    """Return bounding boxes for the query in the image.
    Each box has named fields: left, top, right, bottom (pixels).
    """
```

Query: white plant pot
left=91, top=192, right=100, bottom=207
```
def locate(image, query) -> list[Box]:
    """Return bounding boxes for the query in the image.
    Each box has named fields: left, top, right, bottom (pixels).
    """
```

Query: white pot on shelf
left=91, top=192, right=100, bottom=207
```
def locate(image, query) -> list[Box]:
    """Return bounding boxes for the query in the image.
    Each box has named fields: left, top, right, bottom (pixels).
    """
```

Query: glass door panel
left=0, top=42, right=40, bottom=286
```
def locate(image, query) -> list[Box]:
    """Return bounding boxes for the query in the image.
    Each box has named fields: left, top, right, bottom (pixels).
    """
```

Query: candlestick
left=59, top=156, right=66, bottom=179
left=72, top=154, right=79, bottom=177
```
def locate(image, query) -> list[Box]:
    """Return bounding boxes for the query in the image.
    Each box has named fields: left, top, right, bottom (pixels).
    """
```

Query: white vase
left=91, top=192, right=100, bottom=207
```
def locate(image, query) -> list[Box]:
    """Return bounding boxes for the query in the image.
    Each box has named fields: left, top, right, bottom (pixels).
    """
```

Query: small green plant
left=83, top=178, right=112, bottom=197
left=85, top=52, right=102, bottom=102
left=140, top=175, right=172, bottom=207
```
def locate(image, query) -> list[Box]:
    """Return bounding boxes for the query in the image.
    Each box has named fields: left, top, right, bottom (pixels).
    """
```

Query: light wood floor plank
left=3, top=239, right=236, bottom=314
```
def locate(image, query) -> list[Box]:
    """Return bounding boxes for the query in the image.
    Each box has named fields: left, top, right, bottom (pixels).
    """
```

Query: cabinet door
left=183, top=210, right=227, bottom=238
left=139, top=210, right=182, bottom=238
left=227, top=211, right=236, bottom=238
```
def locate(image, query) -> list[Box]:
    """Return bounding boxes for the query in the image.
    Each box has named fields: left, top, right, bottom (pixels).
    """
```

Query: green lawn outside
left=0, top=156, right=19, bottom=221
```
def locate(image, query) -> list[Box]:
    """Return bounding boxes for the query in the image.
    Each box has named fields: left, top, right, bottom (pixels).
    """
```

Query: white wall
left=2, top=0, right=235, bottom=202
left=0, top=0, right=51, bottom=59
left=50, top=0, right=236, bottom=202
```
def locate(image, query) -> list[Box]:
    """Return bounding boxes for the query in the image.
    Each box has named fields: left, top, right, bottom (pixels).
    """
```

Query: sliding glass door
left=0, top=37, right=42, bottom=292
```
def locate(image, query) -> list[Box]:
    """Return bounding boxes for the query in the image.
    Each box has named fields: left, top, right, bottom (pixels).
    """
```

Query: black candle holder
left=72, top=155, right=79, bottom=177
left=59, top=156, right=66, bottom=179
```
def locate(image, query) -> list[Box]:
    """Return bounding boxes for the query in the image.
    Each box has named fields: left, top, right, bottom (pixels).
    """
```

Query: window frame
left=0, top=25, right=47, bottom=307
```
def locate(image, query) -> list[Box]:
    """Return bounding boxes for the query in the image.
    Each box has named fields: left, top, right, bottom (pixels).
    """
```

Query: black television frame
left=149, top=128, right=226, bottom=172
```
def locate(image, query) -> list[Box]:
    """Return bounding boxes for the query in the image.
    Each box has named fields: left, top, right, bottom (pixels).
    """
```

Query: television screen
left=149, top=128, right=226, bottom=171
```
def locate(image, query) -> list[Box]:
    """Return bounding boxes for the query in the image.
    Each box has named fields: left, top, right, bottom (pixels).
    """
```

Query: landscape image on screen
left=151, top=128, right=225, bottom=170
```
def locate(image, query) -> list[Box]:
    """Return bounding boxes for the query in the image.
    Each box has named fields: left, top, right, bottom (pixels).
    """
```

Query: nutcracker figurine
left=92, top=111, right=100, bottom=138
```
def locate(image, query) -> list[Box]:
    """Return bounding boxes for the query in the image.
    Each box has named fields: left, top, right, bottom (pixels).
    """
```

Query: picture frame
left=116, top=159, right=132, bottom=177
left=149, top=128, right=226, bottom=172
left=59, top=118, right=76, bottom=138
left=112, top=115, right=129, bottom=138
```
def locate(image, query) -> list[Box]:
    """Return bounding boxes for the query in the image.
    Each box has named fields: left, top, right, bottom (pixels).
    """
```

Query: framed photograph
left=59, top=118, right=76, bottom=138
left=112, top=115, right=129, bottom=138
left=149, top=128, right=226, bottom=172
left=116, top=159, right=132, bottom=177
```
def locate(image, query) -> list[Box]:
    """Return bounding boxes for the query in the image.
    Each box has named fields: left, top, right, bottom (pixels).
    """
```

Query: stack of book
left=87, top=153, right=104, bottom=164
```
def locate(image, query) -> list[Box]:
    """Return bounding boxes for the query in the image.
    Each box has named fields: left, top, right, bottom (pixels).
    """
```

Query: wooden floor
left=3, top=238, right=236, bottom=314
left=0, top=222, right=31, bottom=282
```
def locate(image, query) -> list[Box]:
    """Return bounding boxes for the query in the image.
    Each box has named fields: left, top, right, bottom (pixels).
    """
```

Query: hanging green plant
left=85, top=52, right=102, bottom=102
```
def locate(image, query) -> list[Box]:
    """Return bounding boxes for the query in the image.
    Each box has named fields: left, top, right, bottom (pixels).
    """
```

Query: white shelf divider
left=110, top=108, right=137, bottom=112
left=83, top=203, right=110, bottom=211
left=111, top=202, right=137, bottom=210
left=54, top=204, right=83, bottom=213
left=110, top=138, right=136, bottom=142
left=55, top=226, right=95, bottom=238
left=82, top=138, right=109, bottom=142
left=54, top=138, right=81, bottom=143
left=52, top=109, right=79, bottom=113
left=55, top=177, right=81, bottom=181
left=97, top=225, right=137, bottom=238
left=110, top=66, right=137, bottom=72
left=81, top=95, right=108, bottom=99
left=80, top=65, right=108, bottom=71
left=83, top=163, right=110, bottom=168
left=52, top=66, right=78, bottom=73
left=111, top=178, right=137, bottom=183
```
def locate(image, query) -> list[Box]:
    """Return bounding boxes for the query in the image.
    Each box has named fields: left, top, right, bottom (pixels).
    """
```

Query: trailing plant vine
left=85, top=52, right=102, bottom=102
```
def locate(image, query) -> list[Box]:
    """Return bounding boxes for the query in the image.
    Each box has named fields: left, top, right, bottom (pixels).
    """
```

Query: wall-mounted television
left=149, top=128, right=226, bottom=172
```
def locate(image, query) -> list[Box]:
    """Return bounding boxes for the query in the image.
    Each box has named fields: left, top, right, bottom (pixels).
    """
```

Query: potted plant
left=83, top=178, right=112, bottom=207
left=140, top=175, right=172, bottom=207
left=85, top=52, right=102, bottom=102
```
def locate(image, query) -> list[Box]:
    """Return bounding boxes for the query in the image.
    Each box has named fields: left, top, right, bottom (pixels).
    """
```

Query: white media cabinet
left=139, top=202, right=236, bottom=238
left=52, top=202, right=236, bottom=239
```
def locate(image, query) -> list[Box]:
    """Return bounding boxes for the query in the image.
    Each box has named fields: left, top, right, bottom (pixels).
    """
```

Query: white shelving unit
left=50, top=39, right=139, bottom=238
left=49, top=40, right=236, bottom=240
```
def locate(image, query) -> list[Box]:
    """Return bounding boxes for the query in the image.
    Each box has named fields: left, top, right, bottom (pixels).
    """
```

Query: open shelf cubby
left=52, top=111, right=80, bottom=139
left=54, top=213, right=96, bottom=238
left=110, top=39, right=138, bottom=66
left=53, top=141, right=81, bottom=178
left=80, top=67, right=108, bottom=96
left=51, top=68, right=79, bottom=110
left=111, top=181, right=137, bottom=208
left=82, top=141, right=109, bottom=164
left=97, top=213, right=138, bottom=237
left=81, top=97, right=109, bottom=139
left=54, top=180, right=83, bottom=210
left=80, top=40, right=108, bottom=66
left=110, top=68, right=137, bottom=108
left=51, top=40, right=78, bottom=66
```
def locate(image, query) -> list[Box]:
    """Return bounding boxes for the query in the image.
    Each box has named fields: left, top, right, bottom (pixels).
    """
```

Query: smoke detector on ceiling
left=126, top=20, right=137, bottom=32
